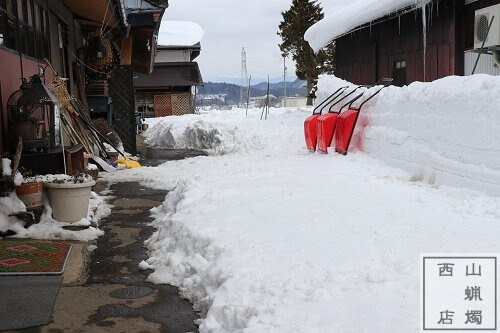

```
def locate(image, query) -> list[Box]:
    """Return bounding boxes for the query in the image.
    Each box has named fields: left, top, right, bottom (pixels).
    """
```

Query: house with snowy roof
left=305, top=0, right=500, bottom=86
left=133, top=21, right=204, bottom=117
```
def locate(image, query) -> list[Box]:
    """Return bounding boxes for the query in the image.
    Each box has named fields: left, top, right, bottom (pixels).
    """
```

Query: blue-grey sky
left=161, top=0, right=346, bottom=84
left=160, top=0, right=336, bottom=83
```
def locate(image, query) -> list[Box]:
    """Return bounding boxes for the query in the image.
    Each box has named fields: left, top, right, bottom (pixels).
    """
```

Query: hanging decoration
left=84, top=31, right=114, bottom=72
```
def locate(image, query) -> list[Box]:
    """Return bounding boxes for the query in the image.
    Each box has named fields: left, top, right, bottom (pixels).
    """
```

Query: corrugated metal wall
left=464, top=50, right=500, bottom=75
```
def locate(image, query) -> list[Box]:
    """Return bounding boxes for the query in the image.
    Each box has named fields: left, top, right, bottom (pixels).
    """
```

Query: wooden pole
left=60, top=118, right=67, bottom=174
left=246, top=75, right=251, bottom=116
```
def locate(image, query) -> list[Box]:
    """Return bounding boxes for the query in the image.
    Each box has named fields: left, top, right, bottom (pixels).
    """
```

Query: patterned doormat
left=0, top=240, right=71, bottom=275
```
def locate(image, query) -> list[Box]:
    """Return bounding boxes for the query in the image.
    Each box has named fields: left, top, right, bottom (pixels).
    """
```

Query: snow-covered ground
left=107, top=74, right=500, bottom=332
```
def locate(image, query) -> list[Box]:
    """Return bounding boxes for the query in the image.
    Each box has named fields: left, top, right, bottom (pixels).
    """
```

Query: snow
left=87, top=163, right=98, bottom=171
left=158, top=21, right=204, bottom=47
left=305, top=0, right=429, bottom=52
left=143, top=111, right=268, bottom=155
left=105, top=74, right=500, bottom=332
left=0, top=193, right=26, bottom=233
left=315, top=74, right=500, bottom=196
left=2, top=158, right=12, bottom=176
left=1, top=169, right=112, bottom=241
left=7, top=190, right=111, bottom=241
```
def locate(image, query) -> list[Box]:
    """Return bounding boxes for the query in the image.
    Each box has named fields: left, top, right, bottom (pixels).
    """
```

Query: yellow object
left=115, top=157, right=141, bottom=169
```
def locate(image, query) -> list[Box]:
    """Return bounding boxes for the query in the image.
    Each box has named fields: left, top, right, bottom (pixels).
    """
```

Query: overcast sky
left=161, top=0, right=343, bottom=84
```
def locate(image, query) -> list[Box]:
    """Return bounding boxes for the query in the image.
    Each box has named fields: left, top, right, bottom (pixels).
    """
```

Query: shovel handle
left=354, top=79, right=393, bottom=111
left=338, top=93, right=364, bottom=113
left=328, top=86, right=362, bottom=113
left=319, top=87, right=349, bottom=114
left=313, top=86, right=348, bottom=115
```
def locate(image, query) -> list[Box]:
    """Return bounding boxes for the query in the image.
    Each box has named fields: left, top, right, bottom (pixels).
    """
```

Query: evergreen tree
left=278, top=0, right=335, bottom=105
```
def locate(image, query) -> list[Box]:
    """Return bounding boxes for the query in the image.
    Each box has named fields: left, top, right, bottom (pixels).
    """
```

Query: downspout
left=493, top=51, right=500, bottom=69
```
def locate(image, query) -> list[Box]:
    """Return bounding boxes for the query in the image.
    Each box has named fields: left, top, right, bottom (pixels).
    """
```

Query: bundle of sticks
left=45, top=61, right=125, bottom=172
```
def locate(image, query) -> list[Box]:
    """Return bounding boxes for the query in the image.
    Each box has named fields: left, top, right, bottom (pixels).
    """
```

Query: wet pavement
left=141, top=148, right=207, bottom=167
left=11, top=152, right=202, bottom=333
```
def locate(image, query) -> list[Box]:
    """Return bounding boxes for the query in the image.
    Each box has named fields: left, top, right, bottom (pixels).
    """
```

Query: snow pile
left=2, top=158, right=12, bottom=176
left=316, top=74, right=500, bottom=196
left=144, top=108, right=301, bottom=155
left=110, top=139, right=500, bottom=332
left=0, top=194, right=26, bottom=233
left=305, top=0, right=429, bottom=52
left=0, top=165, right=111, bottom=241
left=1, top=158, right=26, bottom=233
left=158, top=21, right=204, bottom=46
left=13, top=191, right=111, bottom=241
left=106, top=75, right=500, bottom=332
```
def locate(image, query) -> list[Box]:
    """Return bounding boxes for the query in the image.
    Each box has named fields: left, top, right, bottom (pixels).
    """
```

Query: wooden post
left=120, top=36, right=133, bottom=66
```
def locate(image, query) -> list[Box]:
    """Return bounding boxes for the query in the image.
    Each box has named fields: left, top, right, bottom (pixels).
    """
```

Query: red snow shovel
left=316, top=86, right=364, bottom=154
left=334, top=79, right=392, bottom=155
left=304, top=86, right=347, bottom=152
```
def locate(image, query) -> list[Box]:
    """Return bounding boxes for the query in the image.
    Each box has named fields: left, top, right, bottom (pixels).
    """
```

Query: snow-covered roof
left=158, top=21, right=204, bottom=47
left=305, top=0, right=428, bottom=52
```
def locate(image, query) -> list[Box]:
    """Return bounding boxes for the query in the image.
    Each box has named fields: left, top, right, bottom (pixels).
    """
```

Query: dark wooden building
left=0, top=0, right=167, bottom=156
left=134, top=44, right=203, bottom=117
left=334, top=0, right=500, bottom=86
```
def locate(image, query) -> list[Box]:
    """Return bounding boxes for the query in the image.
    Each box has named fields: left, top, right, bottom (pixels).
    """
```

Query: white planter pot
left=45, top=181, right=96, bottom=222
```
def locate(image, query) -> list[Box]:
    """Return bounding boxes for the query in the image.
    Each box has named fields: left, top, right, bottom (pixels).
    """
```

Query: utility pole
left=240, top=47, right=248, bottom=107
left=283, top=55, right=287, bottom=107
left=246, top=75, right=251, bottom=116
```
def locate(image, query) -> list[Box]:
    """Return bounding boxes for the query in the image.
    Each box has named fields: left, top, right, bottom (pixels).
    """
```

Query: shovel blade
left=304, top=114, right=320, bottom=152
left=334, top=109, right=359, bottom=155
left=317, top=113, right=339, bottom=154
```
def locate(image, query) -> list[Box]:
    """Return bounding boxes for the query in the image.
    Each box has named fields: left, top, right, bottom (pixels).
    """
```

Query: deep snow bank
left=144, top=108, right=302, bottom=155
left=316, top=74, right=500, bottom=196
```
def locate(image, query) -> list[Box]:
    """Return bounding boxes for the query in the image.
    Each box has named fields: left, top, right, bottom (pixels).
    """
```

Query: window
left=5, top=0, right=15, bottom=16
left=395, top=60, right=406, bottom=69
left=57, top=20, right=69, bottom=82
left=26, top=0, right=32, bottom=26
left=33, top=3, right=39, bottom=30
left=0, top=0, right=49, bottom=60
left=5, top=16, right=16, bottom=48
left=15, top=0, right=22, bottom=20
left=393, top=60, right=407, bottom=87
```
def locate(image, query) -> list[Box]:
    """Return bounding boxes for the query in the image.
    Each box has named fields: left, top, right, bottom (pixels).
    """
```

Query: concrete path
left=12, top=181, right=199, bottom=333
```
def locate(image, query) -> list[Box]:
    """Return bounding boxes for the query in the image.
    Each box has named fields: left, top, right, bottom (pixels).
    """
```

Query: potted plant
left=15, top=168, right=44, bottom=211
left=44, top=172, right=95, bottom=222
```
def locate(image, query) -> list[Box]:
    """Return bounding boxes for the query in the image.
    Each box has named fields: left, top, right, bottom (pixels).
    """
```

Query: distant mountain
left=197, top=79, right=307, bottom=105
left=252, top=79, right=306, bottom=91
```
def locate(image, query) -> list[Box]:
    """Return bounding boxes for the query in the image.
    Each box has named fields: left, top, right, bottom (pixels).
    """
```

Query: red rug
left=0, top=240, right=71, bottom=275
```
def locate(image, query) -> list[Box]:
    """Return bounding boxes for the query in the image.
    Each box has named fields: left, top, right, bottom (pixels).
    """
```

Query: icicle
left=436, top=0, right=439, bottom=18
left=421, top=1, right=427, bottom=82
left=398, top=16, right=401, bottom=35
left=429, top=2, right=433, bottom=27
left=370, top=21, right=372, bottom=36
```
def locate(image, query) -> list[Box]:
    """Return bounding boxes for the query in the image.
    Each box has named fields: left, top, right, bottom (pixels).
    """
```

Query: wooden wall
left=335, top=0, right=463, bottom=85
left=0, top=49, right=48, bottom=154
